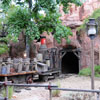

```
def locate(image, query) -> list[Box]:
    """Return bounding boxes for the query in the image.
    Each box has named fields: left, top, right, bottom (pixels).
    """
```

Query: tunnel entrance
left=61, top=48, right=80, bottom=74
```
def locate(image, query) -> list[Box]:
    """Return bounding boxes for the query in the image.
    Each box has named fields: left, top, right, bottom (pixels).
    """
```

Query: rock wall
left=59, top=0, right=100, bottom=69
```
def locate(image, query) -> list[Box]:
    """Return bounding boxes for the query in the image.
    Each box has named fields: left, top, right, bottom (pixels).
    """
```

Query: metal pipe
left=50, top=88, right=100, bottom=93
left=7, top=84, right=58, bottom=88
left=0, top=97, right=5, bottom=100
left=50, top=88, right=100, bottom=100
left=0, top=81, right=57, bottom=88
left=0, top=81, right=11, bottom=85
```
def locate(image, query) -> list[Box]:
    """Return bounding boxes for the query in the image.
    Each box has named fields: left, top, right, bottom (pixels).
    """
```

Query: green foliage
left=0, top=19, right=3, bottom=30
left=52, top=81, right=61, bottom=97
left=7, top=7, right=31, bottom=29
left=36, top=11, right=72, bottom=43
left=54, top=24, right=72, bottom=43
left=0, top=36, right=11, bottom=55
left=79, top=67, right=91, bottom=76
left=1, top=0, right=11, bottom=11
left=0, top=43, right=9, bottom=55
left=26, top=22, right=40, bottom=42
left=7, top=7, right=40, bottom=41
left=2, top=86, right=13, bottom=99
left=7, top=34, right=19, bottom=43
left=0, top=34, right=18, bottom=44
left=94, top=65, right=100, bottom=77
left=1, top=0, right=82, bottom=13
left=0, top=37, right=8, bottom=43
left=77, top=8, right=100, bottom=32
left=0, top=0, right=82, bottom=43
left=91, top=9, right=100, bottom=19
left=37, top=12, right=62, bottom=33
left=37, top=0, right=57, bottom=12
left=79, top=65, right=100, bottom=77
left=60, top=0, right=82, bottom=13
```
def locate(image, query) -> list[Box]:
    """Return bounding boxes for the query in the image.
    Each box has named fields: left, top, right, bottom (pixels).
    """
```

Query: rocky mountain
left=58, top=0, right=100, bottom=69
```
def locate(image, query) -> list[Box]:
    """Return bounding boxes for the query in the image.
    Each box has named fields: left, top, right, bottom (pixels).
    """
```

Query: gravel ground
left=12, top=75, right=100, bottom=100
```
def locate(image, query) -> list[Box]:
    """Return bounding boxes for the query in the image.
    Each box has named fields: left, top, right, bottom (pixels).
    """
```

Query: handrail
left=0, top=81, right=57, bottom=100
left=49, top=87, right=100, bottom=100
left=0, top=81, right=100, bottom=100
left=50, top=87, right=100, bottom=93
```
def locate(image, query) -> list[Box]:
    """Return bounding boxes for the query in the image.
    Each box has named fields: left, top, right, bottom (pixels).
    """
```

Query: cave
left=61, top=49, right=79, bottom=74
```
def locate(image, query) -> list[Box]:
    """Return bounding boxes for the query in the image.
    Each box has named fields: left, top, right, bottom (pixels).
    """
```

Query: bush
left=52, top=82, right=60, bottom=97
left=2, top=86, right=14, bottom=99
left=79, top=65, right=100, bottom=77
left=79, top=67, right=91, bottom=76
left=95, top=65, right=100, bottom=77
left=0, top=43, right=9, bottom=55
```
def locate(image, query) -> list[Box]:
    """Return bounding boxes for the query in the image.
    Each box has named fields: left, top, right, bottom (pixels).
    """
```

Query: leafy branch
left=0, top=0, right=82, bottom=44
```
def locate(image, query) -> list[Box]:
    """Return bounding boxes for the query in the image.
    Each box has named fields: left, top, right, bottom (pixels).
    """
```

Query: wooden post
left=91, top=39, right=95, bottom=90
left=5, top=77, right=8, bottom=100
left=49, top=82, right=52, bottom=100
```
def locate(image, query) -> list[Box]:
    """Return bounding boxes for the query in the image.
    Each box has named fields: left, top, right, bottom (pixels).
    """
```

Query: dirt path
left=12, top=75, right=100, bottom=100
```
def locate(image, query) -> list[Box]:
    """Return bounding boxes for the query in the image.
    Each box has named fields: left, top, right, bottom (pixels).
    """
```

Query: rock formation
left=42, top=0, right=100, bottom=69
left=58, top=0, right=100, bottom=69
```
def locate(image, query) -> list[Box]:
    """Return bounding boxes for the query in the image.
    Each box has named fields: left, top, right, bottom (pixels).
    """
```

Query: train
left=0, top=36, right=61, bottom=83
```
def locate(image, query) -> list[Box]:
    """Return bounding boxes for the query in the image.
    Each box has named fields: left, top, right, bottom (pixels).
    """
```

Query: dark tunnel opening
left=61, top=51, right=79, bottom=74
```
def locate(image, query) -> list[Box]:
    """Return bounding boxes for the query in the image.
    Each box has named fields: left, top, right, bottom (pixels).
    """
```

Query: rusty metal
left=0, top=71, right=37, bottom=77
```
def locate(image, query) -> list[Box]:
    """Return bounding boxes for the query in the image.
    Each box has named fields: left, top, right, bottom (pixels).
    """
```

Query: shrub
left=94, top=65, right=100, bottom=77
left=79, top=65, right=100, bottom=77
left=2, top=86, right=14, bottom=99
left=0, top=43, right=9, bottom=55
left=79, top=67, right=91, bottom=76
left=52, top=81, right=60, bottom=97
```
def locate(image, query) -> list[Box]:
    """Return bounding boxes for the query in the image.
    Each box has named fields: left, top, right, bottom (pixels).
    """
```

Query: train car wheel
left=25, top=75, right=33, bottom=84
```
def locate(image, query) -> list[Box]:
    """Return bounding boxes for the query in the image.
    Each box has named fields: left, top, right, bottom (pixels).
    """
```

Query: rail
left=49, top=87, right=100, bottom=100
left=0, top=81, right=100, bottom=100
left=0, top=81, right=57, bottom=100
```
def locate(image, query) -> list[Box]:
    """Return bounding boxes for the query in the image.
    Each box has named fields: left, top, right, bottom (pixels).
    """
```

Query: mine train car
left=0, top=42, right=61, bottom=83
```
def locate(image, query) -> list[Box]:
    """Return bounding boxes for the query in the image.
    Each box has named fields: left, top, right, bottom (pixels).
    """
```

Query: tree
left=0, top=0, right=82, bottom=56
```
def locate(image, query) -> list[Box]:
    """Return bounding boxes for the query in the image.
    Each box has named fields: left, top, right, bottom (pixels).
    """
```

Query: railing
left=0, top=81, right=57, bottom=100
left=49, top=87, right=100, bottom=100
left=0, top=81, right=100, bottom=100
